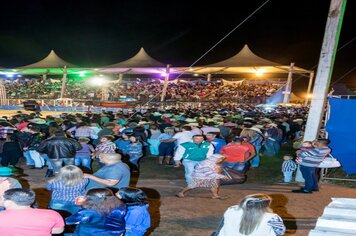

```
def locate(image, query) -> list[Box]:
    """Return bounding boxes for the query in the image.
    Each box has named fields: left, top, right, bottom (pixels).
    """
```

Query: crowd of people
left=0, top=103, right=332, bottom=235
left=2, top=77, right=281, bottom=103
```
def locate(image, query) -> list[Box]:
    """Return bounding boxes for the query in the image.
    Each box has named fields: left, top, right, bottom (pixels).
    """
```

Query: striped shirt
left=46, top=179, right=89, bottom=203
left=298, top=147, right=331, bottom=167
left=282, top=160, right=297, bottom=172
left=267, top=215, right=286, bottom=236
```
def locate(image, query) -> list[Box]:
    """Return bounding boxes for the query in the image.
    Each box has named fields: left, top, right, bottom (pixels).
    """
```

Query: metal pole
left=160, top=64, right=171, bottom=102
left=283, top=63, right=294, bottom=103
left=304, top=71, right=315, bottom=106
left=118, top=73, right=123, bottom=83
left=60, top=66, right=67, bottom=99
left=303, top=0, right=347, bottom=141
left=207, top=74, right=211, bottom=82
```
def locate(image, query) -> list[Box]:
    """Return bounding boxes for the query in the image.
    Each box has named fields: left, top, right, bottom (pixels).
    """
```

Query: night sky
left=0, top=0, right=355, bottom=90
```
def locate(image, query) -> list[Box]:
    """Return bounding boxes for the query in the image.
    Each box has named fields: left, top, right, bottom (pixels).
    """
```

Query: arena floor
left=18, top=156, right=356, bottom=236
left=3, top=109, right=356, bottom=236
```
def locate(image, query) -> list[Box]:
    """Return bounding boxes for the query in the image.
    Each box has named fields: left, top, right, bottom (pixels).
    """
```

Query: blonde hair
left=238, top=193, right=272, bottom=235
left=52, top=165, right=84, bottom=186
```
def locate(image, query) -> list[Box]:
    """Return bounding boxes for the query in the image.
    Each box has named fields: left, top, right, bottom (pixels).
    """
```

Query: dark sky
left=0, top=0, right=355, bottom=90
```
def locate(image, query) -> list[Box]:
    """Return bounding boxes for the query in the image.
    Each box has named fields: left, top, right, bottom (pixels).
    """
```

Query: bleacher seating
left=309, top=198, right=356, bottom=236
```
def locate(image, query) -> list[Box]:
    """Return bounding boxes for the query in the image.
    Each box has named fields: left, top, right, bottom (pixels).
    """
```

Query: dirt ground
left=16, top=157, right=356, bottom=236
left=3, top=109, right=356, bottom=236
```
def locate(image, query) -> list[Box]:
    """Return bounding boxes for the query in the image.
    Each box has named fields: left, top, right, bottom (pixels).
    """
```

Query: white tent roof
left=17, top=50, right=77, bottom=69
left=174, top=45, right=311, bottom=75
left=207, top=44, right=279, bottom=67
left=103, top=47, right=167, bottom=74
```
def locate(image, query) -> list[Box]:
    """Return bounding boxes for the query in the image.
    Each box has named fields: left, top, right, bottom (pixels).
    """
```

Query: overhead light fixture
left=255, top=69, right=265, bottom=76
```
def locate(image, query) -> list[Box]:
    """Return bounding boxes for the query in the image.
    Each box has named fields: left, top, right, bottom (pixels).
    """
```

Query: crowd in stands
left=2, top=77, right=281, bottom=103
left=0, top=103, right=331, bottom=235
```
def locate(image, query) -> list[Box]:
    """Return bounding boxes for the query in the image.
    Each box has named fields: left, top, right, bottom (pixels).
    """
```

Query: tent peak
left=105, top=47, right=166, bottom=68
left=16, top=50, right=77, bottom=69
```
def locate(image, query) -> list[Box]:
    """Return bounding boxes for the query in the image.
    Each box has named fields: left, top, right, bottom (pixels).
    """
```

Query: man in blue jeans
left=292, top=139, right=331, bottom=193
left=174, top=135, right=214, bottom=185
left=37, top=131, right=82, bottom=177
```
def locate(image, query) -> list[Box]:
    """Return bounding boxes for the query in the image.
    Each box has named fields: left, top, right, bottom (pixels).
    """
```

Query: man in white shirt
left=160, top=126, right=193, bottom=146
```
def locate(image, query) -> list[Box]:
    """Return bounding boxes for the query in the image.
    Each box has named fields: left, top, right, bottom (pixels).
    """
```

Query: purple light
left=160, top=72, right=167, bottom=77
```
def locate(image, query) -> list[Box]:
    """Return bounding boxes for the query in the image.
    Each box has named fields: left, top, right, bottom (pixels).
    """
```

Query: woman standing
left=116, top=187, right=151, bottom=236
left=46, top=165, right=88, bottom=214
left=65, top=188, right=126, bottom=236
left=127, top=136, right=143, bottom=171
left=157, top=127, right=175, bottom=165
left=219, top=193, right=285, bottom=236
left=147, top=124, right=162, bottom=156
left=0, top=135, right=22, bottom=167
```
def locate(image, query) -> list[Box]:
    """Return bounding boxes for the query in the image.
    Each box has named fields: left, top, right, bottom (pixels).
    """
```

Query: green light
left=79, top=71, right=86, bottom=77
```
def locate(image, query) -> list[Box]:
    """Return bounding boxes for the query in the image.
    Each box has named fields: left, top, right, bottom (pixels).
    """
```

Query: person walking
left=174, top=135, right=214, bottom=185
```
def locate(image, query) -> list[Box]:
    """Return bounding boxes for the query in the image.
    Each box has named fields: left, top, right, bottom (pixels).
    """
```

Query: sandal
left=212, top=195, right=228, bottom=200
left=175, top=192, right=185, bottom=198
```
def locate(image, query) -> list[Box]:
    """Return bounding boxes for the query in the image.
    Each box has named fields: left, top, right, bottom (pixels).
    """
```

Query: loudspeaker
left=23, top=100, right=40, bottom=111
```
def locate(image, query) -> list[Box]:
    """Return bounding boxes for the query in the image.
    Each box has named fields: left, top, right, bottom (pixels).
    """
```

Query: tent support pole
left=60, top=66, right=67, bottom=99
left=295, top=0, right=347, bottom=183
left=118, top=73, right=123, bottom=83
left=160, top=65, right=170, bottom=102
left=283, top=63, right=294, bottom=103
left=207, top=74, right=211, bottom=82
left=304, top=71, right=315, bottom=106
left=303, top=0, right=347, bottom=141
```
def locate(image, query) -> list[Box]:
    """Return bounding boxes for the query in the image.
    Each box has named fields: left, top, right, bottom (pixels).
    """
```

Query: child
left=281, top=155, right=297, bottom=183
left=300, top=141, right=313, bottom=151
left=176, top=154, right=227, bottom=199
left=75, top=137, right=94, bottom=170
left=127, top=136, right=143, bottom=171
left=92, top=135, right=117, bottom=159
left=116, top=187, right=151, bottom=236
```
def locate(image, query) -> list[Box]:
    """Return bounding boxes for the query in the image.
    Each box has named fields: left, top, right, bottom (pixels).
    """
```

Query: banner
left=265, top=86, right=285, bottom=105
left=325, top=98, right=356, bottom=174
left=222, top=79, right=245, bottom=85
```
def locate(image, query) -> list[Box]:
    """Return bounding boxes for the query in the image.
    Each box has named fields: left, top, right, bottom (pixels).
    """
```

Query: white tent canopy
left=103, top=47, right=167, bottom=74
left=17, top=50, right=77, bottom=69
left=174, top=45, right=311, bottom=75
